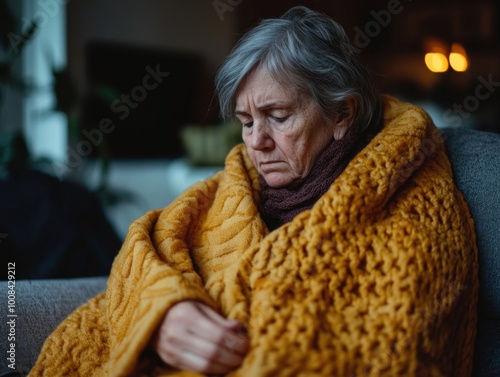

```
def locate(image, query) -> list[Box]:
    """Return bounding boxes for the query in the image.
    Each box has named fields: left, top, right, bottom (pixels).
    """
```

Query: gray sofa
left=1, top=127, right=499, bottom=377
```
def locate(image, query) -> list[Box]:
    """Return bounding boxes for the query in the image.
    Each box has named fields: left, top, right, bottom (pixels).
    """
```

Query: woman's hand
left=153, top=301, right=249, bottom=374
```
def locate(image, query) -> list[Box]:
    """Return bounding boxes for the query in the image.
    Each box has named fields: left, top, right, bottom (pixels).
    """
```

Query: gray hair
left=215, top=6, right=381, bottom=131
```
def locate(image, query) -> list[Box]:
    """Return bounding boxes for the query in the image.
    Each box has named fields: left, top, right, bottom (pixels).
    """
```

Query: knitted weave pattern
left=29, top=96, right=478, bottom=377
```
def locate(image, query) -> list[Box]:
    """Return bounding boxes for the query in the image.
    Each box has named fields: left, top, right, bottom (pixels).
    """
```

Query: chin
left=262, top=174, right=297, bottom=189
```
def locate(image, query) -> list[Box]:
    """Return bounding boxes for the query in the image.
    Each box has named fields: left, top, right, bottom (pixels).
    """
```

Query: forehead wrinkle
left=236, top=87, right=299, bottom=114
left=257, top=100, right=293, bottom=111
left=236, top=67, right=297, bottom=112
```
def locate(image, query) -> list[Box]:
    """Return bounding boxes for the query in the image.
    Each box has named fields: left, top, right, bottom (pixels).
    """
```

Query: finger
left=157, top=341, right=232, bottom=375
left=195, top=302, right=240, bottom=329
left=180, top=334, right=246, bottom=368
left=156, top=331, right=243, bottom=375
left=155, top=301, right=249, bottom=371
left=186, top=314, right=249, bottom=355
left=185, top=321, right=249, bottom=356
left=157, top=307, right=248, bottom=358
left=219, top=329, right=250, bottom=355
left=176, top=351, right=239, bottom=375
left=193, top=303, right=250, bottom=353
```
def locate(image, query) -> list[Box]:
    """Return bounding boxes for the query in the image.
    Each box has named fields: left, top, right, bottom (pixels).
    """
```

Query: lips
left=259, top=161, right=283, bottom=172
left=260, top=160, right=280, bottom=166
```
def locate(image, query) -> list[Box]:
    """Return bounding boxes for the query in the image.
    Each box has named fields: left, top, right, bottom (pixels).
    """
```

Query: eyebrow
left=235, top=101, right=291, bottom=116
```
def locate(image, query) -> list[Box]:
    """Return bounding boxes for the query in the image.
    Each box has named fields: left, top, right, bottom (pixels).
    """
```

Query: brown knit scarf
left=259, top=116, right=380, bottom=230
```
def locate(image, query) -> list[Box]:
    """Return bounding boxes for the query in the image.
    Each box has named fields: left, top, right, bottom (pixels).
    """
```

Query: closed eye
left=243, top=121, right=254, bottom=128
left=272, top=116, right=289, bottom=123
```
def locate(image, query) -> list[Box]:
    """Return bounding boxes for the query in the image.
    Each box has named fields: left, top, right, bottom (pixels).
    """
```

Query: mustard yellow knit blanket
left=30, top=96, right=478, bottom=377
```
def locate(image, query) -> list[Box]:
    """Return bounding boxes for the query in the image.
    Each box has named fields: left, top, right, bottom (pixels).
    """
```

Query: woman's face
left=235, top=67, right=337, bottom=188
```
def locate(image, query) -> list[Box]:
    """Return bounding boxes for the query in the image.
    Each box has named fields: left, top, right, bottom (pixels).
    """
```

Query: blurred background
left=1, top=0, right=499, bottom=278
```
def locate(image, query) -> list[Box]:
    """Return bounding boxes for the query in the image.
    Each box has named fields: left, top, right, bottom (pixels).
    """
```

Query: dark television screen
left=81, top=41, right=205, bottom=159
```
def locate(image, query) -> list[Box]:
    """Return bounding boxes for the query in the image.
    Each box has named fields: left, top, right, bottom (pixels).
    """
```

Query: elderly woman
left=30, top=6, right=477, bottom=377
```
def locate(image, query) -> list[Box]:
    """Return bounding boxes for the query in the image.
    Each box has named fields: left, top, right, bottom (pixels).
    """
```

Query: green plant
left=0, top=1, right=37, bottom=96
left=0, top=0, right=38, bottom=176
left=0, top=0, right=135, bottom=207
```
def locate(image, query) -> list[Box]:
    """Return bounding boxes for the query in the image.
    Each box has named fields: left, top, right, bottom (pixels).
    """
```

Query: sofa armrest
left=0, top=276, right=108, bottom=377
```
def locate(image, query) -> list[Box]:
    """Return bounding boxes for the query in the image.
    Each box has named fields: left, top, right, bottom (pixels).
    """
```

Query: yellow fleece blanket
left=30, top=96, right=478, bottom=377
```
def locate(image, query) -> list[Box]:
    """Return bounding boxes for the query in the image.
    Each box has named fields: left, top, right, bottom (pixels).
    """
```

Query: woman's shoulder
left=381, top=94, right=435, bottom=130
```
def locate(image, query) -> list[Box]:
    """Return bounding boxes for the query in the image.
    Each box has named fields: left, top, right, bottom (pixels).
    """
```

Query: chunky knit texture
left=29, top=96, right=478, bottom=377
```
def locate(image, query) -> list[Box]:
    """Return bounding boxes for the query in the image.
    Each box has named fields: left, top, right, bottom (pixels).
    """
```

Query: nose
left=249, top=120, right=274, bottom=151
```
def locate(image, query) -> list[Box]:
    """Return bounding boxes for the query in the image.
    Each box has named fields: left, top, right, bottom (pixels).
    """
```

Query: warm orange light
left=449, top=43, right=468, bottom=72
left=425, top=52, right=449, bottom=73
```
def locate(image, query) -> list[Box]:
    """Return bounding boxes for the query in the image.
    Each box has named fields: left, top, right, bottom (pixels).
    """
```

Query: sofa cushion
left=0, top=277, right=107, bottom=377
left=441, top=127, right=500, bottom=318
left=441, top=127, right=500, bottom=377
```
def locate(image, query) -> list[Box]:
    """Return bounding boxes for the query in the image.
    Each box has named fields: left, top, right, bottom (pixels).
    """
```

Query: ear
left=332, top=96, right=357, bottom=140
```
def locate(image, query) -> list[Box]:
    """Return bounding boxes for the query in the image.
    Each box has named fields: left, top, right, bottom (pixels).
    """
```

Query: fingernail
left=236, top=325, right=248, bottom=336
